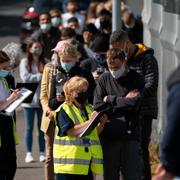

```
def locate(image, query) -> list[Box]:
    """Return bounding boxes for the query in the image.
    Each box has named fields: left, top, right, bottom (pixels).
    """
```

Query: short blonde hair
left=64, top=76, right=89, bottom=104
left=58, top=42, right=77, bottom=59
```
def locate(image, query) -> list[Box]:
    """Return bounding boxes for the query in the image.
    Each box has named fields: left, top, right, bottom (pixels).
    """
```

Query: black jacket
left=48, top=64, right=96, bottom=110
left=160, top=65, right=180, bottom=177
left=31, top=27, right=61, bottom=60
left=128, top=44, right=159, bottom=118
left=94, top=70, right=145, bottom=141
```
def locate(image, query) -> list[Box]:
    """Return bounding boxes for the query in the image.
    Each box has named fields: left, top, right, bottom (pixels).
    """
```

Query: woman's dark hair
left=26, top=39, right=45, bottom=72
left=77, top=42, right=88, bottom=62
left=0, top=50, right=10, bottom=64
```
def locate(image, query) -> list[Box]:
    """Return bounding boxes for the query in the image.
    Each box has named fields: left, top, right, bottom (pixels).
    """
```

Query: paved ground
left=15, top=110, right=44, bottom=180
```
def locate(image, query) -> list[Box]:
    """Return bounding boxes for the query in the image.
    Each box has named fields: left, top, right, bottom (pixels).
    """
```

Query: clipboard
left=4, top=88, right=32, bottom=115
left=78, top=111, right=105, bottom=138
left=16, top=83, right=39, bottom=103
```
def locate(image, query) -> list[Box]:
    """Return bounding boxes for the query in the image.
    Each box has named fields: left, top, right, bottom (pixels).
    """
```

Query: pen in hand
left=10, top=89, right=20, bottom=93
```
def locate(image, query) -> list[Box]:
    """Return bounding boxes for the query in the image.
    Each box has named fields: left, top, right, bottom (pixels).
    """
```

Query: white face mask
left=30, top=47, right=42, bottom=56
left=110, top=63, right=126, bottom=79
left=124, top=22, right=135, bottom=29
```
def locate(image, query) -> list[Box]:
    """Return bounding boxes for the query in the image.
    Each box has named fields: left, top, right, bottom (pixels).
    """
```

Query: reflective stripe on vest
left=68, top=104, right=93, bottom=125
left=54, top=157, right=103, bottom=165
left=54, top=138, right=101, bottom=146
left=54, top=158, right=90, bottom=165
left=68, top=105, right=80, bottom=124
left=92, top=158, right=103, bottom=164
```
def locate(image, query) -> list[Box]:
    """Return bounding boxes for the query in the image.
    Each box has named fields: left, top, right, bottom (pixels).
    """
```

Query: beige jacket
left=40, top=63, right=53, bottom=133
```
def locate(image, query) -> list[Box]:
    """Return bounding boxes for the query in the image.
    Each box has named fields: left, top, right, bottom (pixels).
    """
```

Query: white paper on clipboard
left=5, top=88, right=32, bottom=115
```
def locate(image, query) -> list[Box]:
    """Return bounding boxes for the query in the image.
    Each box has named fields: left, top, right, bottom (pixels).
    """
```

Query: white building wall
left=127, top=0, right=180, bottom=141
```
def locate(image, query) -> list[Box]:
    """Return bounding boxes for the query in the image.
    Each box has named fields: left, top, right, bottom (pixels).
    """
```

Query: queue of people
left=1, top=1, right=172, bottom=180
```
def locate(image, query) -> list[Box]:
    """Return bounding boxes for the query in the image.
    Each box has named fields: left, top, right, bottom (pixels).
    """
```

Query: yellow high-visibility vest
left=0, top=78, right=18, bottom=147
left=53, top=102, right=103, bottom=175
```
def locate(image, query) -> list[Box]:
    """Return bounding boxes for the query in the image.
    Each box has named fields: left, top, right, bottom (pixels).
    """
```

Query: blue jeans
left=23, top=107, right=45, bottom=153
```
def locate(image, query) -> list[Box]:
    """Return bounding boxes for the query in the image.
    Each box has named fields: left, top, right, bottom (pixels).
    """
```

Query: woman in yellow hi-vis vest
left=0, top=50, right=20, bottom=180
left=53, top=76, right=107, bottom=180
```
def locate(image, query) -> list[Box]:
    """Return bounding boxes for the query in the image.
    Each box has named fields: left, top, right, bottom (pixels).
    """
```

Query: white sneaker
left=25, top=152, right=34, bottom=163
left=39, top=152, right=45, bottom=162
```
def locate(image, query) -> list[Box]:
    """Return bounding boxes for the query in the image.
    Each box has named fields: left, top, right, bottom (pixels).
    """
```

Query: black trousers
left=0, top=115, right=17, bottom=180
left=102, top=140, right=143, bottom=180
left=140, top=116, right=153, bottom=180
left=56, top=170, right=93, bottom=180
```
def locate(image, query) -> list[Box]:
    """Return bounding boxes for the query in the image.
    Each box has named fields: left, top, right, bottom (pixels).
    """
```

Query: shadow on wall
left=0, top=15, right=21, bottom=37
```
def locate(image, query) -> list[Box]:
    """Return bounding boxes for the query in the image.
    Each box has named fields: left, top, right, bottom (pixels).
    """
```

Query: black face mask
left=100, top=19, right=111, bottom=29
left=75, top=91, right=88, bottom=104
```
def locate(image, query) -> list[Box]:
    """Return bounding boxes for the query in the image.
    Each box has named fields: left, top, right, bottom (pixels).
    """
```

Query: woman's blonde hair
left=58, top=42, right=78, bottom=59
left=64, top=76, right=89, bottom=104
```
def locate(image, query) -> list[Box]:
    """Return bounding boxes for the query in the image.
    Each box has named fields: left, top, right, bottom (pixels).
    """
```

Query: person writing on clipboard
left=0, top=50, right=20, bottom=180
left=54, top=76, right=108, bottom=180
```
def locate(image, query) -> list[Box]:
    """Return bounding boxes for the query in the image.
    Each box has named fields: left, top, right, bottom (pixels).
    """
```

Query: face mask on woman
left=0, top=69, right=10, bottom=78
left=61, top=62, right=75, bottom=72
left=110, top=63, right=126, bottom=79
left=30, top=47, right=42, bottom=56
left=75, top=91, right=88, bottom=104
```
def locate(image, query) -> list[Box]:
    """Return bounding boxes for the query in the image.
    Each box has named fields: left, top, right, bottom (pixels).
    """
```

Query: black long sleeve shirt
left=94, top=70, right=145, bottom=141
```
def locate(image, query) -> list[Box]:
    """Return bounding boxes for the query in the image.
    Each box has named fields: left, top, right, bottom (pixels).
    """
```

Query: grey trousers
left=102, top=140, right=143, bottom=180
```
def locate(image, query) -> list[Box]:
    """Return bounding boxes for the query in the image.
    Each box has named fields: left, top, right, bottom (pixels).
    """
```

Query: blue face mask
left=51, top=17, right=61, bottom=27
left=40, top=23, right=51, bottom=31
left=61, top=62, right=75, bottom=72
left=0, top=70, right=10, bottom=78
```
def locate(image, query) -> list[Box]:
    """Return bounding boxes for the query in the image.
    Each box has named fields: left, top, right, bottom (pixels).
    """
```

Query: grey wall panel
left=163, top=0, right=179, bottom=14
left=131, top=0, right=180, bottom=141
left=159, top=9, right=178, bottom=133
left=142, top=0, right=152, bottom=47
left=153, top=0, right=163, bottom=4
left=149, top=2, right=164, bottom=137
